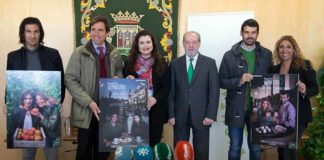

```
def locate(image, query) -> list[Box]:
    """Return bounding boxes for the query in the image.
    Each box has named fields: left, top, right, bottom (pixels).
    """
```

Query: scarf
left=135, top=55, right=154, bottom=96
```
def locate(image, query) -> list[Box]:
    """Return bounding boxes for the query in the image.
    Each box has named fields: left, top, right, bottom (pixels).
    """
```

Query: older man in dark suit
left=168, top=31, right=219, bottom=160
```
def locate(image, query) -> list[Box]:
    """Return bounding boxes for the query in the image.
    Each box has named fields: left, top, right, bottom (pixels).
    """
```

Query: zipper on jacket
left=240, top=55, right=248, bottom=113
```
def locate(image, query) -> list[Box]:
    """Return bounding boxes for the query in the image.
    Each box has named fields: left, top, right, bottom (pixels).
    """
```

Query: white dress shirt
left=186, top=53, right=199, bottom=71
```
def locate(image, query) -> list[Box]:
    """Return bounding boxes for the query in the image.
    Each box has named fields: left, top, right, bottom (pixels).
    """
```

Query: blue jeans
left=228, top=112, right=261, bottom=160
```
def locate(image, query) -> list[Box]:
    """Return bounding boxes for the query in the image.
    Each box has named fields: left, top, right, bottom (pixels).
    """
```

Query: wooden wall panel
left=0, top=1, right=75, bottom=159
left=177, top=0, right=324, bottom=68
left=0, top=1, right=30, bottom=159
left=306, top=0, right=324, bottom=68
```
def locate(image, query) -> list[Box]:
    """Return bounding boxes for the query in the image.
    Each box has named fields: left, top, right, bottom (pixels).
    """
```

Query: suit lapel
left=178, top=55, right=189, bottom=85
left=191, top=54, right=203, bottom=85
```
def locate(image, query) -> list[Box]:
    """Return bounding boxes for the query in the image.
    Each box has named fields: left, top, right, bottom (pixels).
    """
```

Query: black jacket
left=7, top=45, right=65, bottom=101
left=13, top=107, right=41, bottom=129
left=123, top=59, right=170, bottom=125
left=219, top=41, right=272, bottom=127
left=270, top=60, right=318, bottom=125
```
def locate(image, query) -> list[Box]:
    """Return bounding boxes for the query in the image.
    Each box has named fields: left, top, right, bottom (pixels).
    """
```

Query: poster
left=99, top=78, right=149, bottom=152
left=6, top=71, right=61, bottom=148
left=250, top=74, right=299, bottom=149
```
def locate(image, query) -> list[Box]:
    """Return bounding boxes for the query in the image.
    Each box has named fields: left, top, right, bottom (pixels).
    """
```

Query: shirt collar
left=186, top=53, right=199, bottom=62
left=240, top=42, right=256, bottom=52
left=92, top=42, right=106, bottom=55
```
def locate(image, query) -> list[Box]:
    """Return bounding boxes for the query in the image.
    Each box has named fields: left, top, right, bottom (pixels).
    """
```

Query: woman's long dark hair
left=19, top=90, right=34, bottom=106
left=127, top=30, right=165, bottom=75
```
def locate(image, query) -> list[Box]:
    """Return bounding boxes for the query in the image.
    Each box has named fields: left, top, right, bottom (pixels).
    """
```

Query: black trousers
left=76, top=115, right=110, bottom=160
left=149, top=123, right=164, bottom=147
left=174, top=109, right=210, bottom=160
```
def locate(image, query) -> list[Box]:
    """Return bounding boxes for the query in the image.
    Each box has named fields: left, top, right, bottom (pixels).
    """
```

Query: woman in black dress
left=123, top=30, right=170, bottom=147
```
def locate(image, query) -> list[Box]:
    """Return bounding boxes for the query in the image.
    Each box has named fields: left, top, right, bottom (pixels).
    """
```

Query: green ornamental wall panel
left=74, top=0, right=179, bottom=62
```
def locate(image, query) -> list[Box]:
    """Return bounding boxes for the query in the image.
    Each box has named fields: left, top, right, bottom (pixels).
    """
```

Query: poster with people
left=99, top=78, right=149, bottom=152
left=6, top=71, right=61, bottom=148
left=250, top=74, right=299, bottom=149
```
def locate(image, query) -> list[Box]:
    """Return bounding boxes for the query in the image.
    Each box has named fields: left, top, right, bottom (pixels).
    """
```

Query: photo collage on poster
left=99, top=78, right=149, bottom=152
left=250, top=74, right=299, bottom=149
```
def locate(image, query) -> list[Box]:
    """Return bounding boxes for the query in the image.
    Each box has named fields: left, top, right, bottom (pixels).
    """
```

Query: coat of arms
left=108, top=11, right=144, bottom=57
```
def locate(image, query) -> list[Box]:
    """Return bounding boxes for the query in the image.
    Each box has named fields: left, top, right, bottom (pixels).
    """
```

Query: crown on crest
left=111, top=11, right=144, bottom=24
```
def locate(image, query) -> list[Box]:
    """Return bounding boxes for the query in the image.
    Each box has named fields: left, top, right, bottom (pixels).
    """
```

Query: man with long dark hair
left=6, top=17, right=65, bottom=160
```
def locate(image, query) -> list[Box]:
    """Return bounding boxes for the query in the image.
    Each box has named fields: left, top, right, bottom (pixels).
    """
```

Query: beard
left=186, top=51, right=198, bottom=57
left=243, top=38, right=256, bottom=46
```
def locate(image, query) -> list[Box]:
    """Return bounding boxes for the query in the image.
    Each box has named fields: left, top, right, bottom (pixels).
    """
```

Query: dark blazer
left=123, top=59, right=170, bottom=125
left=270, top=60, right=318, bottom=125
left=7, top=45, right=65, bottom=101
left=13, top=107, right=41, bottom=129
left=168, top=54, right=219, bottom=129
left=219, top=41, right=272, bottom=127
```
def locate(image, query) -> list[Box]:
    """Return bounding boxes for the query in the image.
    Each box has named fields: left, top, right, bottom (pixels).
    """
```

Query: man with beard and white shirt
left=219, top=19, right=272, bottom=160
left=168, top=31, right=219, bottom=160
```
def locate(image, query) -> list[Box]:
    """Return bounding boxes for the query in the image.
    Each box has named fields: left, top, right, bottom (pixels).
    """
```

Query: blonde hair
left=273, top=35, right=306, bottom=70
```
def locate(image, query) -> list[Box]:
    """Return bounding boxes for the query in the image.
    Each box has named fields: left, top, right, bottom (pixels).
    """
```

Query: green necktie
left=188, top=58, right=194, bottom=84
